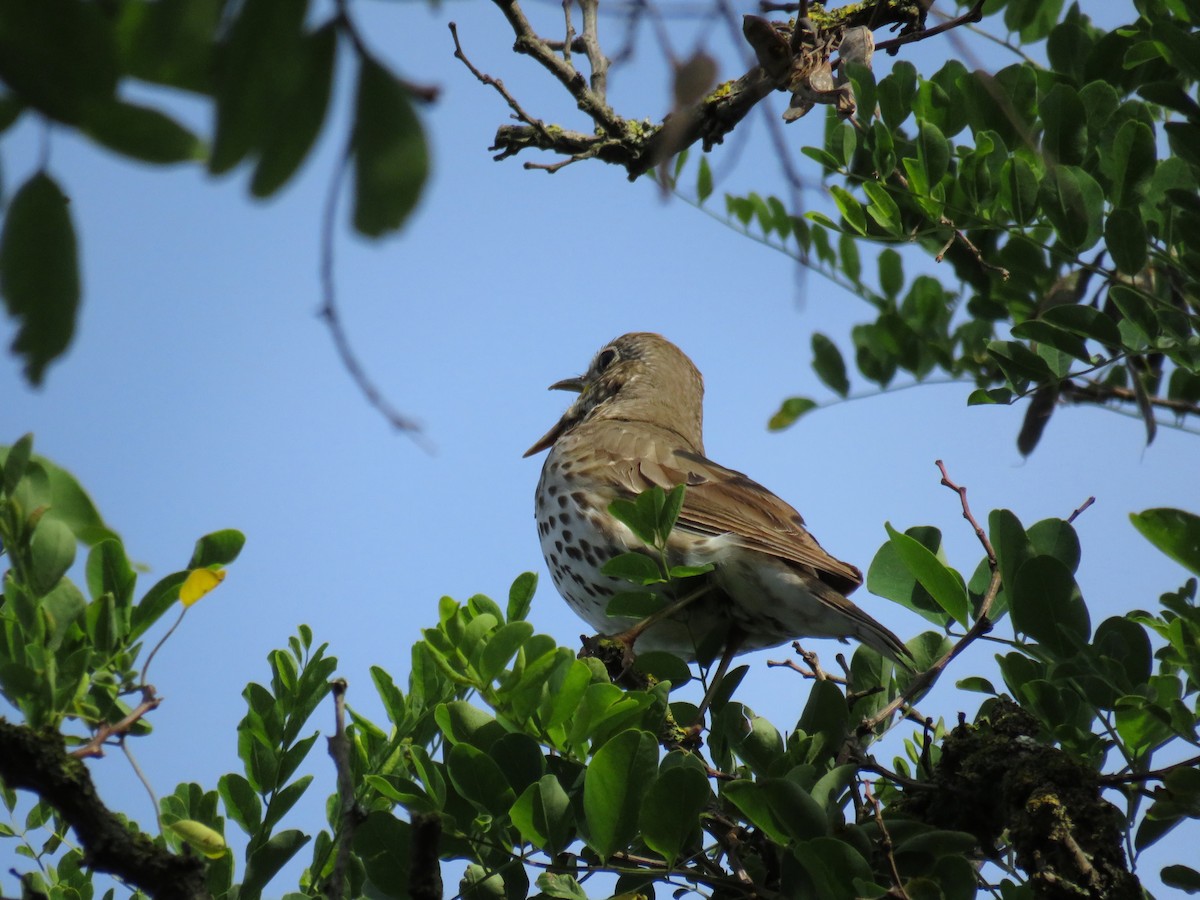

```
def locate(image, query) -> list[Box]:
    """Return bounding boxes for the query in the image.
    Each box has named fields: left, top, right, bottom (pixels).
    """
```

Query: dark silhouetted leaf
left=352, top=58, right=429, bottom=237
left=0, top=173, right=80, bottom=385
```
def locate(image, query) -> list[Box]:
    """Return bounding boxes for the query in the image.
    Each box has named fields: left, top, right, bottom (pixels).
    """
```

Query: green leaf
left=240, top=829, right=310, bottom=900
left=1, top=434, right=34, bottom=494
left=967, top=387, right=1014, bottom=406
left=639, top=766, right=708, bottom=863
left=1162, top=865, right=1200, bottom=894
left=986, top=340, right=1054, bottom=387
left=696, top=155, right=713, bottom=203
left=878, top=249, right=903, bottom=300
left=535, top=873, right=589, bottom=900
left=208, top=0, right=306, bottom=174
left=251, top=22, right=336, bottom=197
left=1027, top=518, right=1081, bottom=573
left=0, top=173, right=80, bottom=385
left=1108, top=284, right=1159, bottom=344
left=608, top=494, right=658, bottom=545
left=512, top=774, right=574, bottom=856
left=867, top=527, right=955, bottom=626
left=829, top=186, right=867, bottom=235
left=29, top=518, right=75, bottom=596
left=507, top=571, right=537, bottom=622
left=1094, top=616, right=1152, bottom=689
left=721, top=780, right=791, bottom=844
left=129, top=571, right=187, bottom=640
left=188, top=529, right=245, bottom=568
left=217, top=773, right=262, bottom=835
left=990, top=508, right=1032, bottom=604
left=797, top=679, right=849, bottom=764
left=582, top=729, right=659, bottom=860
left=116, top=0, right=220, bottom=94
left=83, top=99, right=202, bottom=164
left=1130, top=508, right=1200, bottom=575
left=791, top=837, right=873, bottom=900
left=811, top=333, right=850, bottom=397
left=602, top=552, right=662, bottom=585
left=479, top=620, right=534, bottom=682
left=604, top=590, right=664, bottom=618
left=1000, top=156, right=1039, bottom=224
left=1039, top=83, right=1086, bottom=166
left=436, top=700, right=506, bottom=750
left=0, top=0, right=118, bottom=124
left=86, top=539, right=136, bottom=607
left=769, top=397, right=817, bottom=430
left=353, top=812, right=410, bottom=897
left=1038, top=165, right=1104, bottom=251
left=352, top=57, right=429, bottom=237
left=884, top=523, right=969, bottom=627
left=862, top=182, right=902, bottom=236
left=724, top=778, right=827, bottom=843
left=1011, top=556, right=1090, bottom=655
left=1039, top=304, right=1122, bottom=348
left=447, top=742, right=516, bottom=815
left=1010, top=321, right=1090, bottom=364
left=917, top=121, right=950, bottom=188
left=41, top=580, right=86, bottom=650
left=878, top=61, right=916, bottom=129
left=261, top=775, right=311, bottom=833
left=1100, top=119, right=1156, bottom=209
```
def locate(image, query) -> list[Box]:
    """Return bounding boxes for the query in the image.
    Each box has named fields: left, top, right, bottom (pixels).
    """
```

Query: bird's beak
left=523, top=376, right=586, bottom=457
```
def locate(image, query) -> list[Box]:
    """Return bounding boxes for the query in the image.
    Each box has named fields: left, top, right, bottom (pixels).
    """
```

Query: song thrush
left=524, top=332, right=909, bottom=676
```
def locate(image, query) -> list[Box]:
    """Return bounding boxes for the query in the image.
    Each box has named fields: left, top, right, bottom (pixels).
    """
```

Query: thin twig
left=935, top=221, right=1011, bottom=280
left=450, top=22, right=553, bottom=144
left=318, top=143, right=429, bottom=444
left=1099, top=754, right=1200, bottom=786
left=335, top=0, right=439, bottom=101
left=863, top=780, right=911, bottom=900
left=858, top=462, right=1000, bottom=734
left=1067, top=496, right=1095, bottom=524
left=141, top=607, right=186, bottom=685
left=487, top=0, right=624, bottom=137
left=72, top=686, right=162, bottom=760
left=873, top=0, right=985, bottom=55
left=561, top=0, right=576, bottom=63
left=578, top=0, right=609, bottom=99
left=936, top=459, right=997, bottom=567
left=1064, top=381, right=1200, bottom=418
left=120, top=737, right=163, bottom=834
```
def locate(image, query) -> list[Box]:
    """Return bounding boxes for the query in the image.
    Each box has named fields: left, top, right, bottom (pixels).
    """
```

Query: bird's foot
left=578, top=633, right=649, bottom=689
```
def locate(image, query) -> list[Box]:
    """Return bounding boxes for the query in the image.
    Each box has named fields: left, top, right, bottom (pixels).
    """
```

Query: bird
left=523, top=332, right=910, bottom=699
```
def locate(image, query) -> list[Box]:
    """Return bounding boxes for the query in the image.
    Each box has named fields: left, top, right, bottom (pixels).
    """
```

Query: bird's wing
left=596, top=426, right=863, bottom=594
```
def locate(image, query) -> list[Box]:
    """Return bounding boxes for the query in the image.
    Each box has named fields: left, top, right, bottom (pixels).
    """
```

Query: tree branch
left=475, top=0, right=940, bottom=178
left=0, top=719, right=209, bottom=900
left=71, top=686, right=161, bottom=760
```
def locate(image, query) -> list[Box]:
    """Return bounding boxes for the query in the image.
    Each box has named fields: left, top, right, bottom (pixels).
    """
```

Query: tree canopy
left=0, top=0, right=1198, bottom=898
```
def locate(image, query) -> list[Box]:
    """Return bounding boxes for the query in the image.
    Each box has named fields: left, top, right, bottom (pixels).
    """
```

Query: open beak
left=522, top=376, right=586, bottom=457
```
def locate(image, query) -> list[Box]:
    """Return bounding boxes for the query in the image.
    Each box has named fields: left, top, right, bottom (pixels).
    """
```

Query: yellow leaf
left=180, top=567, right=225, bottom=607
left=168, top=819, right=227, bottom=858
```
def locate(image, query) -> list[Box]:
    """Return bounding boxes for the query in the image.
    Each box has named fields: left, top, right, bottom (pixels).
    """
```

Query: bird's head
left=523, top=332, right=705, bottom=457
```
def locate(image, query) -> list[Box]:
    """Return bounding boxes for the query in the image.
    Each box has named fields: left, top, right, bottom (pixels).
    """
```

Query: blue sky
left=2, top=0, right=1195, bottom=894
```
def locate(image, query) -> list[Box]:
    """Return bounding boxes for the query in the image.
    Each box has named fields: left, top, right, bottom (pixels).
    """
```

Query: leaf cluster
left=2, top=447, right=1200, bottom=898
left=682, top=2, right=1200, bottom=450
left=0, top=0, right=430, bottom=385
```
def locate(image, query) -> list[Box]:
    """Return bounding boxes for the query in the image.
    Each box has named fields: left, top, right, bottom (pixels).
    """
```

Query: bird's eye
left=595, top=348, right=618, bottom=372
